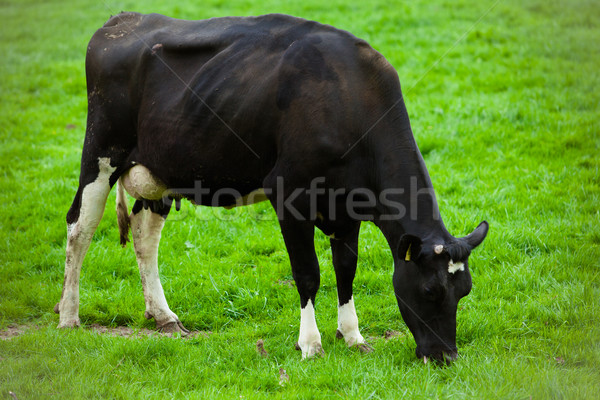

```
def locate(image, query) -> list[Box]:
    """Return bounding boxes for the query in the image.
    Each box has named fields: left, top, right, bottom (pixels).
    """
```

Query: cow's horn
left=462, top=221, right=489, bottom=249
left=434, top=245, right=444, bottom=254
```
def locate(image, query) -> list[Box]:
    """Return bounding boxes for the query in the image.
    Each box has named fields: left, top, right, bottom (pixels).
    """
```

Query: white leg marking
left=298, top=299, right=323, bottom=359
left=337, top=296, right=365, bottom=347
left=58, top=157, right=115, bottom=328
left=130, top=207, right=181, bottom=330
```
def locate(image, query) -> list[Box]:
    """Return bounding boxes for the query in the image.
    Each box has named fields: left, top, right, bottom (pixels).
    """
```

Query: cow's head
left=392, top=221, right=488, bottom=363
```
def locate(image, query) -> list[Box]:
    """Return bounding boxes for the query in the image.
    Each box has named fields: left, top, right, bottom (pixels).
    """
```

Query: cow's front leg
left=130, top=200, right=189, bottom=334
left=331, top=223, right=372, bottom=352
left=278, top=218, right=323, bottom=359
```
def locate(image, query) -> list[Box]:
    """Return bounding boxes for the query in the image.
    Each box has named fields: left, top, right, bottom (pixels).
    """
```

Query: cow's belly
left=222, top=188, right=269, bottom=209
left=120, top=164, right=269, bottom=208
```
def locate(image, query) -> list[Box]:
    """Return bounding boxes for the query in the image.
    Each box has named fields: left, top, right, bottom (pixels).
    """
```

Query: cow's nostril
left=443, top=351, right=458, bottom=363
left=416, top=347, right=458, bottom=364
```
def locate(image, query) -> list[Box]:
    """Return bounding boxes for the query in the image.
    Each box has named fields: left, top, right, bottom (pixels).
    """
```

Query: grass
left=1, top=0, right=599, bottom=398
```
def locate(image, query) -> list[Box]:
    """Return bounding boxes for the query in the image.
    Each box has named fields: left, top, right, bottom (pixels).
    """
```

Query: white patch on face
left=434, top=244, right=444, bottom=254
left=120, top=164, right=167, bottom=200
left=298, top=299, right=322, bottom=359
left=337, top=296, right=365, bottom=347
left=58, top=157, right=115, bottom=328
left=448, top=260, right=465, bottom=274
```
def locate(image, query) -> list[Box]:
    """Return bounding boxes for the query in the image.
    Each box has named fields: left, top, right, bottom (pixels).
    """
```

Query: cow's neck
left=370, top=129, right=451, bottom=251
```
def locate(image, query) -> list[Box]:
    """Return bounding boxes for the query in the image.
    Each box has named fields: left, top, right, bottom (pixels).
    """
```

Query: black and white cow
left=55, top=12, right=488, bottom=363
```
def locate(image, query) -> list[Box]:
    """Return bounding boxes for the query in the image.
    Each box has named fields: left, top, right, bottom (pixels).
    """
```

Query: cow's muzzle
left=416, top=347, right=458, bottom=364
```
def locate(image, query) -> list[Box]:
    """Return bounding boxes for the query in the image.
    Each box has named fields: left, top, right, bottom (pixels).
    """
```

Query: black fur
left=64, top=13, right=488, bottom=361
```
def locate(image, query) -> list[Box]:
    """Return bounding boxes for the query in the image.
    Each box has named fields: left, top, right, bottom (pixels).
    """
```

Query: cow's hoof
left=157, top=320, right=190, bottom=336
left=355, top=343, right=374, bottom=353
left=297, top=342, right=324, bottom=359
left=53, top=302, right=60, bottom=314
left=306, top=343, right=324, bottom=359
left=57, top=319, right=80, bottom=329
left=336, top=329, right=371, bottom=352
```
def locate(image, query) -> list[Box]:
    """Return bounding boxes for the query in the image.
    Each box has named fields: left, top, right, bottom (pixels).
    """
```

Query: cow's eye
left=422, top=283, right=447, bottom=301
left=422, top=285, right=436, bottom=300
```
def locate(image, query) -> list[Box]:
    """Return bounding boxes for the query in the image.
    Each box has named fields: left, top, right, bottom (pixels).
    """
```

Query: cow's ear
left=398, top=234, right=422, bottom=263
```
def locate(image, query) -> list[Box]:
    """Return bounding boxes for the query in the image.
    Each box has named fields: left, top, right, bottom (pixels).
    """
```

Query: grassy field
left=1, top=0, right=599, bottom=398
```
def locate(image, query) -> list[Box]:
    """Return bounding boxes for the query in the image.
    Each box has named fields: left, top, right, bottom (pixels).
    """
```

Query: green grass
left=1, top=0, right=599, bottom=398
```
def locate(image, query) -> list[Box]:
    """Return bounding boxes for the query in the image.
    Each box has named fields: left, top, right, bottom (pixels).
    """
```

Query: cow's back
left=85, top=13, right=403, bottom=194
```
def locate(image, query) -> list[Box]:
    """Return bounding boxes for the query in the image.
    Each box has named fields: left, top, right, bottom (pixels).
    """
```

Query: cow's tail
left=116, top=179, right=130, bottom=247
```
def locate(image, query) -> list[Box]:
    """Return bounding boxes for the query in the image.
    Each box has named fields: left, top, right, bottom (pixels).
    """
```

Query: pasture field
left=1, top=0, right=599, bottom=398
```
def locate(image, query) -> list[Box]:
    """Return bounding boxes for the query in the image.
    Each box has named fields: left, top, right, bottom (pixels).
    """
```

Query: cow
left=55, top=12, right=488, bottom=363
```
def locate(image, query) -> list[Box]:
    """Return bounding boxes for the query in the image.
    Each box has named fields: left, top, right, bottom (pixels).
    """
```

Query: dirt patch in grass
left=0, top=323, right=211, bottom=340
left=276, top=279, right=295, bottom=287
left=89, top=323, right=211, bottom=339
left=0, top=324, right=29, bottom=340
left=383, top=330, right=405, bottom=340
left=89, top=324, right=156, bottom=337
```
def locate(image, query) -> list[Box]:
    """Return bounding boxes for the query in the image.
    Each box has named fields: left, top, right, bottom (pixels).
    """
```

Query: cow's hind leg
left=331, top=223, right=372, bottom=352
left=55, top=157, right=116, bottom=328
left=129, top=199, right=189, bottom=334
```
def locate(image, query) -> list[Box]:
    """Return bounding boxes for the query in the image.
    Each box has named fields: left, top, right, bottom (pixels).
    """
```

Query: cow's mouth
left=416, top=348, right=458, bottom=364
